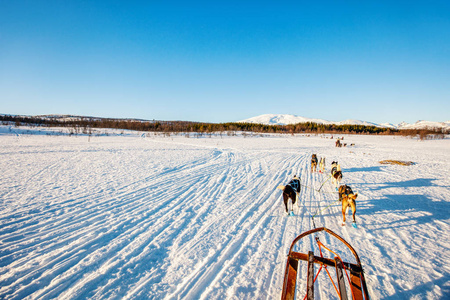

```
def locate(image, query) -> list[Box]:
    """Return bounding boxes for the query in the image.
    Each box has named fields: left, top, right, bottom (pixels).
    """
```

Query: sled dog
left=338, top=184, right=353, bottom=202
left=330, top=161, right=342, bottom=189
left=278, top=176, right=301, bottom=214
left=341, top=190, right=358, bottom=225
left=319, top=157, right=325, bottom=172
left=311, top=154, right=318, bottom=172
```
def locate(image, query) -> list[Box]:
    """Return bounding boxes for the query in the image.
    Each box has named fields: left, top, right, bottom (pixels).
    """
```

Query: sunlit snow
left=1, top=126, right=449, bottom=299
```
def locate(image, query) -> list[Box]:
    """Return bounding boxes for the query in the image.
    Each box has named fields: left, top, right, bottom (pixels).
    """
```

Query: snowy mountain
left=335, top=119, right=381, bottom=127
left=380, top=123, right=398, bottom=129
left=396, top=120, right=450, bottom=130
left=239, top=114, right=334, bottom=126
left=239, top=114, right=450, bottom=131
left=239, top=114, right=331, bottom=126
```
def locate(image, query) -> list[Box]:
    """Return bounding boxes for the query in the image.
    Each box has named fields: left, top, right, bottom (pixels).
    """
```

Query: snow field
left=0, top=129, right=449, bottom=299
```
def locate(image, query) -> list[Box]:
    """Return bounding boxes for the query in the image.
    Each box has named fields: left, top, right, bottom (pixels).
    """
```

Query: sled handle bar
left=288, top=227, right=362, bottom=266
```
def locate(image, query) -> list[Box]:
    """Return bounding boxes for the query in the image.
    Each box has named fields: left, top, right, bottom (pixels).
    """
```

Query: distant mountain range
left=2, top=113, right=449, bottom=131
left=238, top=114, right=450, bottom=130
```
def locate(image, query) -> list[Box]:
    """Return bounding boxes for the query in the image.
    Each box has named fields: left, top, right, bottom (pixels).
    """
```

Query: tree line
left=1, top=114, right=447, bottom=136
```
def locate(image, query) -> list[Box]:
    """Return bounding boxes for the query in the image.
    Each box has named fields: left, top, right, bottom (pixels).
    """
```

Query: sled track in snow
left=1, top=134, right=449, bottom=299
left=0, top=137, right=315, bottom=299
left=0, top=139, right=343, bottom=299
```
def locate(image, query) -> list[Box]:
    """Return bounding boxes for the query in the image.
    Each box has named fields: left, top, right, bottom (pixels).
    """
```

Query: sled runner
left=281, top=227, right=369, bottom=300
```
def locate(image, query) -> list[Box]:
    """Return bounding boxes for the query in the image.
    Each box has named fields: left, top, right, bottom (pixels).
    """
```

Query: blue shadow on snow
left=345, top=166, right=383, bottom=173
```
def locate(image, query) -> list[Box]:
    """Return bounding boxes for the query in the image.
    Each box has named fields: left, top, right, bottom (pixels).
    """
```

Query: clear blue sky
left=1, top=1, right=449, bottom=124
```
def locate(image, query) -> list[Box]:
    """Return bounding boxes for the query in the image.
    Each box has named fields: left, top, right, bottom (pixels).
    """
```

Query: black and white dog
left=278, top=176, right=301, bottom=215
left=330, top=161, right=342, bottom=189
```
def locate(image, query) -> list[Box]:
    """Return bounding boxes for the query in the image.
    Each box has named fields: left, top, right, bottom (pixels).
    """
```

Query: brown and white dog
left=338, top=184, right=358, bottom=225
left=330, top=161, right=342, bottom=189
left=311, top=154, right=318, bottom=172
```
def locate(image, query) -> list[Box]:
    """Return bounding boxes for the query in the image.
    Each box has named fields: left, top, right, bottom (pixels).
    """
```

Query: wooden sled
left=281, top=227, right=370, bottom=300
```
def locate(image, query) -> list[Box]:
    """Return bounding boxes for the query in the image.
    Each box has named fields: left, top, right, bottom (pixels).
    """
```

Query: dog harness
left=288, top=179, right=301, bottom=193
left=343, top=185, right=353, bottom=195
left=331, top=166, right=337, bottom=175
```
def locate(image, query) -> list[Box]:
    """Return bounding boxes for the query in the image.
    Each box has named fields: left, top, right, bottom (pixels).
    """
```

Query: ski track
left=0, top=132, right=449, bottom=299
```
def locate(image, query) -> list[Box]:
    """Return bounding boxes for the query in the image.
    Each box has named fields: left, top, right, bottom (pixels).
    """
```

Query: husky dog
left=330, top=161, right=342, bottom=189
left=341, top=190, right=358, bottom=225
left=311, top=154, right=318, bottom=172
left=278, top=176, right=301, bottom=214
left=319, top=157, right=325, bottom=173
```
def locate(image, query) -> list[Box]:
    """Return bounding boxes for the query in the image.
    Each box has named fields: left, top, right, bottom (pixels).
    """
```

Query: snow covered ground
left=1, top=126, right=449, bottom=299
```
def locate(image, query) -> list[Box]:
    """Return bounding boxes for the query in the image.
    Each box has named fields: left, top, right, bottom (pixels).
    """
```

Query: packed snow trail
left=0, top=129, right=449, bottom=299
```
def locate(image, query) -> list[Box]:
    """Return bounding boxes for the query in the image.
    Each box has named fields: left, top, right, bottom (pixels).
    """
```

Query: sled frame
left=281, top=227, right=369, bottom=300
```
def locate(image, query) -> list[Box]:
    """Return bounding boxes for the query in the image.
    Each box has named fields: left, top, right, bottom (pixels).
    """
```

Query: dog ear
left=353, top=193, right=358, bottom=199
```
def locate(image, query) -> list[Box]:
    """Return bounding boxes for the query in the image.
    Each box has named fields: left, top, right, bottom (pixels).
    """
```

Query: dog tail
left=346, top=193, right=357, bottom=202
left=277, top=185, right=285, bottom=191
